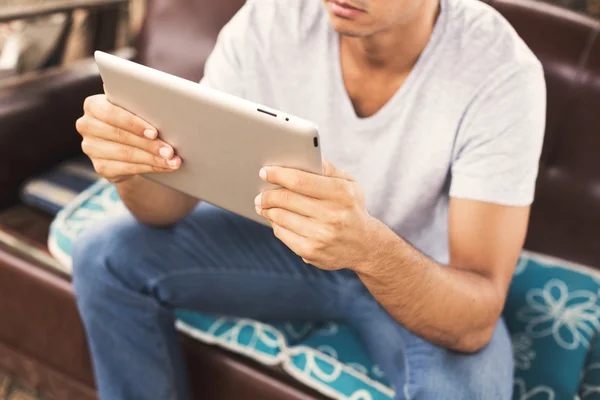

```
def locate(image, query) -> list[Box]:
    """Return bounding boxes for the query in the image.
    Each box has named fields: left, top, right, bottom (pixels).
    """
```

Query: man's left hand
left=255, top=160, right=380, bottom=271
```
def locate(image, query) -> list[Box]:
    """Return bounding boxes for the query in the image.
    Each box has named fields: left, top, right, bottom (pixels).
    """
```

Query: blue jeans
left=71, top=203, right=513, bottom=400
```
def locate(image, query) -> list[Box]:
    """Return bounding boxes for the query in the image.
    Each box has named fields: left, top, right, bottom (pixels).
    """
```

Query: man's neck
left=341, top=0, right=440, bottom=74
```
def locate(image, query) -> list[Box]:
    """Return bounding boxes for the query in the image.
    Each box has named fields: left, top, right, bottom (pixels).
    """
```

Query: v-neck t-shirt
left=200, top=0, right=546, bottom=264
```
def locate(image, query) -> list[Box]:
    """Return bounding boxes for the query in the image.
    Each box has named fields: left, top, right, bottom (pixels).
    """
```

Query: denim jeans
left=71, top=202, right=513, bottom=400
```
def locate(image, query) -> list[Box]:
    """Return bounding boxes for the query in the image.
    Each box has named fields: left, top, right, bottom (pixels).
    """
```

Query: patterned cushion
left=580, top=337, right=600, bottom=399
left=34, top=162, right=600, bottom=400
left=174, top=311, right=394, bottom=400
left=506, top=252, right=600, bottom=400
left=49, top=180, right=395, bottom=400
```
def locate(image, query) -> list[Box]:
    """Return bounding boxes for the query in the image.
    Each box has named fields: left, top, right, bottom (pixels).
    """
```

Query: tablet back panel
left=95, top=51, right=322, bottom=225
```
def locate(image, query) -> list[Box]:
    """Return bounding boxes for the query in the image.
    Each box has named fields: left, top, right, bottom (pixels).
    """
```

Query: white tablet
left=94, top=51, right=322, bottom=226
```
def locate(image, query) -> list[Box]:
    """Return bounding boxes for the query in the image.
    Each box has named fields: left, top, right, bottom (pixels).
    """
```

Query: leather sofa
left=0, top=0, right=598, bottom=399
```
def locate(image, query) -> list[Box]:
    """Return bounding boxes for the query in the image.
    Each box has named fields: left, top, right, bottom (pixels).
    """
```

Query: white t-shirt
left=200, top=0, right=546, bottom=264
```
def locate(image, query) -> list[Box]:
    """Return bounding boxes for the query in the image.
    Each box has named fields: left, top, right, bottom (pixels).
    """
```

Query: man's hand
left=76, top=91, right=181, bottom=183
left=76, top=91, right=198, bottom=227
left=256, top=161, right=529, bottom=353
left=255, top=160, right=379, bottom=271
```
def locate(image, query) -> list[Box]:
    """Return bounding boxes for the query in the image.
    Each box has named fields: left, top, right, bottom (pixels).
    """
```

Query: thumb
left=322, top=159, right=354, bottom=181
left=103, top=84, right=111, bottom=101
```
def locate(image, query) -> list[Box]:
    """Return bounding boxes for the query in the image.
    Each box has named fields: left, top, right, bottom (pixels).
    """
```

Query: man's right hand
left=76, top=94, right=181, bottom=183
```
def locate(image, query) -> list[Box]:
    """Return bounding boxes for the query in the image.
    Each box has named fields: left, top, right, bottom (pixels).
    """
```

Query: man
left=72, top=0, right=546, bottom=398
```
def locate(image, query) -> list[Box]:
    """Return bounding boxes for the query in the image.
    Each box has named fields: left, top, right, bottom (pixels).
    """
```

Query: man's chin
left=329, top=19, right=369, bottom=37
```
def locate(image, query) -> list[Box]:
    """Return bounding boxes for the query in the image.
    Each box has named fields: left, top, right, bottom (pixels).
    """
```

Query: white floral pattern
left=512, top=333, right=536, bottom=370
left=372, top=364, right=385, bottom=379
left=514, top=256, right=529, bottom=276
left=207, top=318, right=282, bottom=351
left=517, top=279, right=600, bottom=350
left=513, top=378, right=555, bottom=400
left=317, top=345, right=339, bottom=359
left=316, top=322, right=340, bottom=336
left=580, top=363, right=600, bottom=399
left=301, top=350, right=344, bottom=383
left=55, top=182, right=127, bottom=242
left=283, top=322, right=314, bottom=341
left=348, top=362, right=369, bottom=376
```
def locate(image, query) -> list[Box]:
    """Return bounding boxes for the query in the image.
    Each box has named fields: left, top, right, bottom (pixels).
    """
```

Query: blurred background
left=0, top=0, right=145, bottom=78
left=0, top=0, right=597, bottom=80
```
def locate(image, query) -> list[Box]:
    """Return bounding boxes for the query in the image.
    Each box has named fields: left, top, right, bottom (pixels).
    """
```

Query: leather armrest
left=0, top=48, right=134, bottom=210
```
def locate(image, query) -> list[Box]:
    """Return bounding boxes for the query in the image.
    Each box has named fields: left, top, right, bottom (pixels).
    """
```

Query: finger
left=256, top=188, right=326, bottom=218
left=76, top=116, right=175, bottom=160
left=260, top=207, right=320, bottom=238
left=93, top=159, right=174, bottom=181
left=260, top=166, right=347, bottom=200
left=271, top=222, right=312, bottom=260
left=83, top=94, right=157, bottom=139
left=322, top=159, right=354, bottom=181
left=82, top=137, right=181, bottom=170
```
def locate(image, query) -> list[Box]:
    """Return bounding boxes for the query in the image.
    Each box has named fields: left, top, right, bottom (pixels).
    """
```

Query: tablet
left=94, top=51, right=322, bottom=226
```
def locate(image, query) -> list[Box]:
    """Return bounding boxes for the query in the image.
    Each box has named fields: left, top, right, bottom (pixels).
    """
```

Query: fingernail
left=254, top=193, right=262, bottom=206
left=255, top=206, right=262, bottom=214
left=259, top=168, right=267, bottom=180
left=144, top=129, right=157, bottom=139
left=159, top=147, right=172, bottom=159
left=167, top=158, right=178, bottom=168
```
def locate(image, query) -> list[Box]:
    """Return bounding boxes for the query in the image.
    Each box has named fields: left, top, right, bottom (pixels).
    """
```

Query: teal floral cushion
left=49, top=180, right=395, bottom=400
left=285, top=322, right=392, bottom=399
left=48, top=179, right=600, bottom=400
left=505, top=252, right=600, bottom=399
left=174, top=312, right=394, bottom=400
left=579, top=334, right=600, bottom=399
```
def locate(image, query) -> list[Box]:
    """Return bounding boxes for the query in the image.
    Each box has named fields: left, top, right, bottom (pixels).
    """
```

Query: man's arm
left=78, top=2, right=255, bottom=226
left=258, top=61, right=545, bottom=352
left=257, top=62, right=545, bottom=352
left=355, top=199, right=529, bottom=352
left=116, top=176, right=199, bottom=226
left=256, top=162, right=529, bottom=353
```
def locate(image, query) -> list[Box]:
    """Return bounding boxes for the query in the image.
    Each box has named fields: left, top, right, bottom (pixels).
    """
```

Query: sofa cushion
left=505, top=252, right=600, bottom=399
left=33, top=162, right=600, bottom=400
left=49, top=179, right=395, bottom=400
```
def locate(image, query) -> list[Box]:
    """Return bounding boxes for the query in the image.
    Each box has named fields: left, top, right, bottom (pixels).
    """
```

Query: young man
left=73, top=0, right=546, bottom=398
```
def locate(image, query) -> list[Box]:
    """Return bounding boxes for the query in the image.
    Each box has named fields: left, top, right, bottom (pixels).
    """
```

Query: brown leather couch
left=0, top=0, right=598, bottom=399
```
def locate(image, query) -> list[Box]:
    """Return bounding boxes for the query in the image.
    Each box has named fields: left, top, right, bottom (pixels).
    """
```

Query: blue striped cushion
left=20, top=157, right=99, bottom=214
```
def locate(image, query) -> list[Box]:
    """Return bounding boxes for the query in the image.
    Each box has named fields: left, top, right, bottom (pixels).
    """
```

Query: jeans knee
left=71, top=214, right=149, bottom=305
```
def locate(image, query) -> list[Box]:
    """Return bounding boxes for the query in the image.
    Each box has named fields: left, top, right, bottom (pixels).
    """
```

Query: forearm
left=255, top=163, right=522, bottom=353
left=356, top=221, right=503, bottom=353
left=117, top=176, right=199, bottom=226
